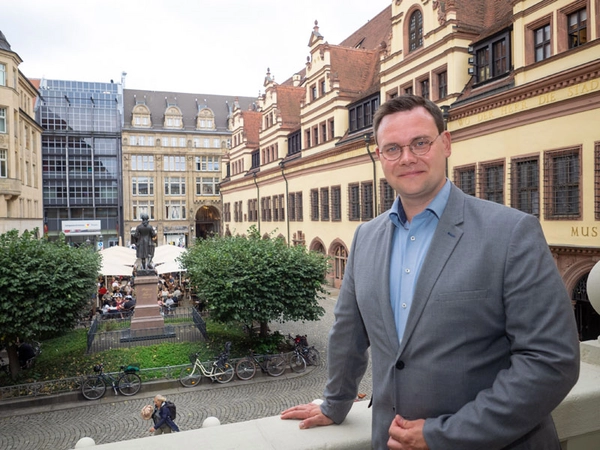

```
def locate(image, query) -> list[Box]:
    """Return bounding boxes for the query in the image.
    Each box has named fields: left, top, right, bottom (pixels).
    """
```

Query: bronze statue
left=132, top=214, right=157, bottom=273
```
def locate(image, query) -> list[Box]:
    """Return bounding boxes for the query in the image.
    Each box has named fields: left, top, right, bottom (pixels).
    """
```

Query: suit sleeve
left=423, top=214, right=580, bottom=448
left=320, top=224, right=371, bottom=424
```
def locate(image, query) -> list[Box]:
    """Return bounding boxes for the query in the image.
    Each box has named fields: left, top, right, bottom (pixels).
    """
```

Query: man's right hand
left=280, top=403, right=334, bottom=429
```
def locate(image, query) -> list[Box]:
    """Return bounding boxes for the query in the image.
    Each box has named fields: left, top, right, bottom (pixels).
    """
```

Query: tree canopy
left=180, top=227, right=329, bottom=337
left=0, top=229, right=101, bottom=376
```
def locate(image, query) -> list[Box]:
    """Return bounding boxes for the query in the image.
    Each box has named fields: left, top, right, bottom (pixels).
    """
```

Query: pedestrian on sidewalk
left=149, top=394, right=179, bottom=435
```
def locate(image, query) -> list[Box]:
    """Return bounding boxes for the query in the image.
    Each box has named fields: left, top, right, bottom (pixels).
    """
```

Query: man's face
left=375, top=106, right=451, bottom=211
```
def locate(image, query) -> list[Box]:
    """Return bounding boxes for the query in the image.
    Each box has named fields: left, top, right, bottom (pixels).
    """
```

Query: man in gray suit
left=281, top=95, right=580, bottom=449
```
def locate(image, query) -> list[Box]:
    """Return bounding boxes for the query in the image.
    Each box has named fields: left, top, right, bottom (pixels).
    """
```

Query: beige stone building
left=121, top=90, right=254, bottom=247
left=0, top=31, right=43, bottom=234
left=220, top=1, right=599, bottom=338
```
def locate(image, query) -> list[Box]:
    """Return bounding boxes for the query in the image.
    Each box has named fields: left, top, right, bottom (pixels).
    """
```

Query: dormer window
left=473, top=31, right=511, bottom=84
left=164, top=106, right=183, bottom=129
left=196, top=108, right=215, bottom=130
left=132, top=104, right=151, bottom=128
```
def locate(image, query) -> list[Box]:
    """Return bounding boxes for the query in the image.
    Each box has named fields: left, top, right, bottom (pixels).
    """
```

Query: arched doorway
left=330, top=242, right=348, bottom=289
left=573, top=273, right=600, bottom=341
left=194, top=205, right=221, bottom=240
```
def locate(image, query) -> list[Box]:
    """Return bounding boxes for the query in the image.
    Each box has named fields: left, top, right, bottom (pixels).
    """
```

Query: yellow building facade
left=0, top=31, right=43, bottom=235
left=121, top=90, right=255, bottom=246
left=220, top=1, right=599, bottom=336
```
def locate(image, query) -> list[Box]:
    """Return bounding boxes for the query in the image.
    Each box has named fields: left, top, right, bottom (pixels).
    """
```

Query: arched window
left=409, top=10, right=423, bottom=52
left=333, top=244, right=348, bottom=283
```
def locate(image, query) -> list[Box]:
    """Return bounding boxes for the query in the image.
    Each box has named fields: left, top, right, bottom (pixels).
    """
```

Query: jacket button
left=395, top=360, right=405, bottom=370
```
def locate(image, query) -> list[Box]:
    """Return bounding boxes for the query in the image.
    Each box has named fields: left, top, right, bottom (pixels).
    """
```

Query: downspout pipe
left=279, top=160, right=290, bottom=246
left=365, top=133, right=378, bottom=217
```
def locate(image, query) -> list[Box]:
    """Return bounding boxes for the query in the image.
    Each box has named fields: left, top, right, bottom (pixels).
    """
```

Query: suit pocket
left=434, top=289, right=488, bottom=303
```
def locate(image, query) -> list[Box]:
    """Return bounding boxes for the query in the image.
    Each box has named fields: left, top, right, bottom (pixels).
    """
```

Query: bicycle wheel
left=118, top=372, right=141, bottom=396
left=266, top=354, right=286, bottom=377
left=306, top=348, right=321, bottom=366
left=235, top=358, right=257, bottom=381
left=289, top=353, right=306, bottom=373
left=214, top=362, right=234, bottom=383
left=180, top=365, right=203, bottom=387
left=81, top=376, right=107, bottom=400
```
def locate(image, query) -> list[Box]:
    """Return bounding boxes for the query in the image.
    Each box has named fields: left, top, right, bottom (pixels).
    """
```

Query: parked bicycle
left=287, top=334, right=321, bottom=373
left=81, top=363, right=142, bottom=400
left=180, top=342, right=234, bottom=386
left=235, top=349, right=286, bottom=380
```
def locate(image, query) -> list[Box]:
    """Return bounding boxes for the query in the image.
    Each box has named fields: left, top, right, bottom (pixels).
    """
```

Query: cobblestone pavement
left=0, top=288, right=373, bottom=450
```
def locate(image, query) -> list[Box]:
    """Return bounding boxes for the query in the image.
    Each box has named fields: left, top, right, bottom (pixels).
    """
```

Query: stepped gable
left=338, top=5, right=392, bottom=50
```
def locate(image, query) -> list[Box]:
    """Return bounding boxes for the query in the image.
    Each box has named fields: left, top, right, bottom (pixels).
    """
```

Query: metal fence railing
left=87, top=308, right=207, bottom=353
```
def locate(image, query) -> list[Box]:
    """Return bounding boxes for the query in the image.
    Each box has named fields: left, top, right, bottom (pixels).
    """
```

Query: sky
left=2, top=0, right=391, bottom=97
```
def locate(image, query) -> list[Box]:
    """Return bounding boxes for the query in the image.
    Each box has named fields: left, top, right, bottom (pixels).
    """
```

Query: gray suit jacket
left=321, top=184, right=580, bottom=449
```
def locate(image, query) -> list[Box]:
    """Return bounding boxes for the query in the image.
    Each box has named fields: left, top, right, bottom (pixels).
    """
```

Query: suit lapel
left=398, top=185, right=465, bottom=355
left=378, top=218, right=402, bottom=353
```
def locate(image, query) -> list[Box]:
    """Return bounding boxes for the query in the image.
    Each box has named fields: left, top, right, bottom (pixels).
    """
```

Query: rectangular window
left=420, top=79, right=430, bottom=99
left=329, top=119, right=335, bottom=140
left=273, top=195, right=280, bottom=221
left=195, top=156, right=220, bottom=171
left=165, top=200, right=186, bottom=220
left=288, top=131, right=301, bottom=155
left=544, top=148, right=581, bottom=219
left=511, top=157, right=539, bottom=216
left=195, top=177, right=220, bottom=195
left=474, top=33, right=510, bottom=83
left=404, top=86, right=413, bottom=95
left=132, top=176, right=154, bottom=196
left=313, top=126, right=319, bottom=147
left=164, top=177, right=186, bottom=196
left=321, top=123, right=327, bottom=143
left=0, top=149, right=7, bottom=177
left=310, top=84, right=317, bottom=101
left=278, top=194, right=284, bottom=222
left=131, top=155, right=154, bottom=171
left=380, top=179, right=396, bottom=211
left=320, top=188, right=330, bottom=221
left=331, top=186, right=341, bottom=221
left=534, top=24, right=551, bottom=62
left=480, top=162, right=504, bottom=204
left=296, top=192, right=303, bottom=221
left=438, top=71, right=447, bottom=99
left=224, top=203, right=231, bottom=222
left=251, top=150, right=260, bottom=169
left=348, top=183, right=360, bottom=221
left=289, top=193, right=296, bottom=221
left=310, top=189, right=319, bottom=221
left=454, top=165, right=476, bottom=196
left=163, top=156, right=185, bottom=171
left=0, top=63, right=5, bottom=86
left=132, top=201, right=155, bottom=220
left=319, top=79, right=326, bottom=96
left=348, top=96, right=380, bottom=133
left=361, top=182, right=374, bottom=220
left=568, top=9, right=587, bottom=49
left=0, top=108, right=6, bottom=133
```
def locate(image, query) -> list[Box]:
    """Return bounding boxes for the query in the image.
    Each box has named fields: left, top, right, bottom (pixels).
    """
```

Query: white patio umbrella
left=153, top=245, right=187, bottom=274
left=99, top=246, right=136, bottom=276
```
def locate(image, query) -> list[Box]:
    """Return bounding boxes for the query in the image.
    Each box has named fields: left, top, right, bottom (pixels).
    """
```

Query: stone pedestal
left=130, top=275, right=164, bottom=330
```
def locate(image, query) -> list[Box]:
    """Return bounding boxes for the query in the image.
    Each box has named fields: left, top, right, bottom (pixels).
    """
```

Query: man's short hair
left=372, top=95, right=445, bottom=144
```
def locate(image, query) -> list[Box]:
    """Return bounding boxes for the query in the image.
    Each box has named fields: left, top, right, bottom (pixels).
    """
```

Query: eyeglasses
left=379, top=133, right=442, bottom=161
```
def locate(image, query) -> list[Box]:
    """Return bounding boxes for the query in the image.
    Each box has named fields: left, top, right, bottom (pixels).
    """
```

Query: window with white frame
left=0, top=149, right=7, bottom=177
left=162, top=137, right=169, bottom=147
left=132, top=176, right=154, bottom=196
left=163, top=156, right=186, bottom=171
left=0, top=107, right=6, bottom=133
left=131, top=155, right=154, bottom=171
left=179, top=137, right=186, bottom=147
left=195, top=155, right=220, bottom=171
left=196, top=176, right=220, bottom=195
left=213, top=138, right=220, bottom=148
left=165, top=200, right=186, bottom=220
left=133, top=201, right=155, bottom=220
left=0, top=64, right=6, bottom=86
left=164, top=176, right=186, bottom=195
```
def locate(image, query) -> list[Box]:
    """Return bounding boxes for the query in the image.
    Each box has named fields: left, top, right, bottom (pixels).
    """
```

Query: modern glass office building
left=37, top=78, right=123, bottom=248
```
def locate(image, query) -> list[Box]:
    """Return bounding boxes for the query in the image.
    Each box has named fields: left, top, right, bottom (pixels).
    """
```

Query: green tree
left=0, top=229, right=101, bottom=378
left=180, top=226, right=329, bottom=338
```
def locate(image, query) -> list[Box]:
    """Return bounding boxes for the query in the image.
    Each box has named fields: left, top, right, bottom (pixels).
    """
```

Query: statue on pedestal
left=132, top=214, right=157, bottom=275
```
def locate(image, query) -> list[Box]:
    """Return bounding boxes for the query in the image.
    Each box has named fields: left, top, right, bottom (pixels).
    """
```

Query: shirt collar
left=388, top=179, right=451, bottom=227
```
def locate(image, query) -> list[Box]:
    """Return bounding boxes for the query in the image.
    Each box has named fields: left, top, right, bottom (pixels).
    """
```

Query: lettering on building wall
left=571, top=226, right=599, bottom=237
left=538, top=92, right=557, bottom=105
left=567, top=79, right=600, bottom=97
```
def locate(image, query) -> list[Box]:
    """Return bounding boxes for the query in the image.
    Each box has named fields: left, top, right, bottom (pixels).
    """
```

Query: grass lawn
left=0, top=318, right=285, bottom=387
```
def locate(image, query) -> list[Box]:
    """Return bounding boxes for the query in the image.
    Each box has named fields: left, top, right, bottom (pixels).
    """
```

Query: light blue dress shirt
left=388, top=180, right=451, bottom=344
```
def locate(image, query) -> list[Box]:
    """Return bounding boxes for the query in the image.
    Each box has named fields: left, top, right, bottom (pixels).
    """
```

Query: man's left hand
left=388, top=415, right=429, bottom=450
